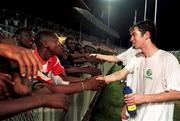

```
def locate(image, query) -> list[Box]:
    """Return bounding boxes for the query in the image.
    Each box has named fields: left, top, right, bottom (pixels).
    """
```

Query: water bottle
left=123, top=85, right=137, bottom=117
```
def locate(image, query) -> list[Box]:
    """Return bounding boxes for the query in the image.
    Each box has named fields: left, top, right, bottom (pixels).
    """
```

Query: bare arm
left=90, top=53, right=119, bottom=63
left=43, top=76, right=105, bottom=94
left=73, top=57, right=101, bottom=64
left=125, top=90, right=180, bottom=106
left=61, top=75, right=86, bottom=83
left=0, top=94, right=69, bottom=120
left=96, top=68, right=129, bottom=84
left=70, top=53, right=88, bottom=59
left=65, top=66, right=102, bottom=76
left=60, top=72, right=86, bottom=83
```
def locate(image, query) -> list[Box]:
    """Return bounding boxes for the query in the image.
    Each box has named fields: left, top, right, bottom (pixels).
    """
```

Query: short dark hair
left=13, top=28, right=32, bottom=37
left=130, top=20, right=157, bottom=42
left=64, top=36, right=74, bottom=45
left=35, top=30, right=57, bottom=46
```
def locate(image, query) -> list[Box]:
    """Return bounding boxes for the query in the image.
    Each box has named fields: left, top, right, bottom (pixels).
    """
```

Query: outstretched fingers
left=24, top=49, right=42, bottom=79
left=16, top=49, right=42, bottom=79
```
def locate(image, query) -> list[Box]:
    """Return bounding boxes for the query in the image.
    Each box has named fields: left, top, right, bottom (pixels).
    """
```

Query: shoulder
left=159, top=50, right=179, bottom=65
left=117, top=47, right=136, bottom=59
left=49, top=56, right=60, bottom=63
left=159, top=50, right=177, bottom=60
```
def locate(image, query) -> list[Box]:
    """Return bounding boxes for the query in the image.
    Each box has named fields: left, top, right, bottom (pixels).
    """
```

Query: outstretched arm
left=89, top=53, right=119, bottom=63
left=0, top=94, right=69, bottom=120
left=43, top=76, right=105, bottom=94
left=96, top=68, right=129, bottom=84
left=70, top=53, right=88, bottom=59
left=65, top=66, right=102, bottom=76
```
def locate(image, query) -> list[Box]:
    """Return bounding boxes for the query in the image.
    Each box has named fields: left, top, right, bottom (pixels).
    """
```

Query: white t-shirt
left=116, top=47, right=141, bottom=66
left=116, top=47, right=142, bottom=92
left=125, top=50, right=180, bottom=121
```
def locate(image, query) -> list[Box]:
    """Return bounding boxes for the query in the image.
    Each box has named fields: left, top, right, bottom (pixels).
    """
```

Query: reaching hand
left=89, top=53, right=97, bottom=57
left=96, top=76, right=108, bottom=84
left=0, top=44, right=42, bottom=79
left=85, top=76, right=105, bottom=91
left=96, top=76, right=105, bottom=80
left=120, top=105, right=129, bottom=120
left=12, top=73, right=31, bottom=96
left=42, top=94, right=70, bottom=112
left=0, top=72, right=13, bottom=96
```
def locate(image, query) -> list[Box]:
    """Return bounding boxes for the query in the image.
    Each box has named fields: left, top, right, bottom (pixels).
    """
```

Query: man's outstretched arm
left=0, top=94, right=69, bottom=120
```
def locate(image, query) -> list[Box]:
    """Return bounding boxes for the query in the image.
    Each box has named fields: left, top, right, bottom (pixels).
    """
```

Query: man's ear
left=144, top=31, right=150, bottom=40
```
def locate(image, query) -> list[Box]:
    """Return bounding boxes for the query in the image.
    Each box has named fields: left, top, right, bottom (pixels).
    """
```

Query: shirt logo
left=145, top=69, right=152, bottom=79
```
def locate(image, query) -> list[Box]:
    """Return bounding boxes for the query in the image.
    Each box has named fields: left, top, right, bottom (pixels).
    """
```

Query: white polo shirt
left=124, top=50, right=180, bottom=121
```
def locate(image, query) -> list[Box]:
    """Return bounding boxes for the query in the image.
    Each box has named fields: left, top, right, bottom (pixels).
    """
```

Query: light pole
left=107, top=0, right=111, bottom=45
left=154, top=0, right=158, bottom=25
left=133, top=9, right=137, bottom=24
left=144, top=0, right=147, bottom=20
left=144, top=0, right=158, bottom=25
left=108, top=0, right=111, bottom=28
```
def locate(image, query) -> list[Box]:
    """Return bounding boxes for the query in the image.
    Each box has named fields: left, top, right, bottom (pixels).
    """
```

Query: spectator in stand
left=0, top=43, right=42, bottom=79
left=0, top=43, right=69, bottom=120
left=72, top=44, right=101, bottom=65
left=1, top=28, right=37, bottom=95
left=65, top=37, right=101, bottom=63
left=59, top=43, right=102, bottom=76
left=0, top=42, right=41, bottom=96
left=32, top=30, right=105, bottom=94
left=13, top=27, right=35, bottom=49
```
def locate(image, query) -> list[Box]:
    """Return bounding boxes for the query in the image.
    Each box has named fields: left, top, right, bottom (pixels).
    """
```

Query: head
left=13, top=28, right=34, bottom=49
left=76, top=43, right=84, bottom=53
left=129, top=20, right=157, bottom=49
left=64, top=37, right=76, bottom=52
left=83, top=45, right=96, bottom=53
left=35, top=30, right=65, bottom=56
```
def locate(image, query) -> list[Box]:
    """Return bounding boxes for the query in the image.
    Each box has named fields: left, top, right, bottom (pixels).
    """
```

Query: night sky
left=84, top=0, right=179, bottom=50
left=2, top=0, right=180, bottom=50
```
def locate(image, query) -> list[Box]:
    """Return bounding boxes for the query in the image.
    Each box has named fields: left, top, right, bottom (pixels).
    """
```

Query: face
left=47, top=37, right=65, bottom=56
left=130, top=27, right=146, bottom=49
left=19, top=31, right=34, bottom=49
left=66, top=39, right=76, bottom=51
left=61, top=50, right=69, bottom=60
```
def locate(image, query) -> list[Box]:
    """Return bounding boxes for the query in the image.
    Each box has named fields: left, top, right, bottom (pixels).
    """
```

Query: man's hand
left=87, top=67, right=102, bottom=75
left=84, top=76, right=105, bottom=91
left=41, top=94, right=70, bottom=112
left=0, top=43, right=42, bottom=79
left=124, top=93, right=146, bottom=106
left=96, top=76, right=109, bottom=84
left=0, top=72, right=13, bottom=97
left=89, top=53, right=97, bottom=57
left=12, top=73, right=31, bottom=96
left=120, top=105, right=129, bottom=120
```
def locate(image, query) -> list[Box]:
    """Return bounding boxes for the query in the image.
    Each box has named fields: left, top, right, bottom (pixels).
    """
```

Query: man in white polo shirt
left=96, top=20, right=180, bottom=121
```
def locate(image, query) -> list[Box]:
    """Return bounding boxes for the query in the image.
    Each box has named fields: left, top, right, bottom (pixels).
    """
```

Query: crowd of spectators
left=0, top=8, right=118, bottom=120
left=0, top=8, right=117, bottom=53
